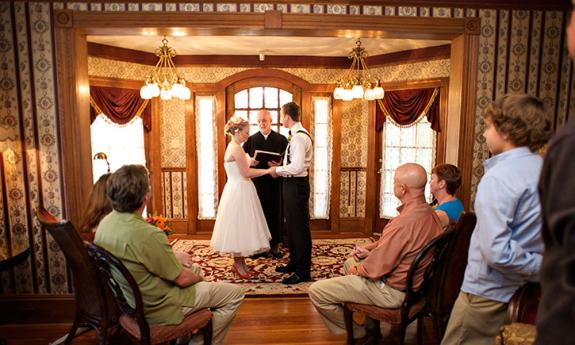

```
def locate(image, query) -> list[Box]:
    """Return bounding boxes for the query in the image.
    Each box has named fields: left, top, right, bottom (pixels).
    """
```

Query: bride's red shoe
left=231, top=265, right=252, bottom=279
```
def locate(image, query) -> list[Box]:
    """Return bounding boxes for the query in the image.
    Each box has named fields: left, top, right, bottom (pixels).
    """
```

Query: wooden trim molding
left=89, top=76, right=143, bottom=89
left=217, top=69, right=312, bottom=90
left=87, top=42, right=450, bottom=68
left=367, top=44, right=451, bottom=66
left=0, top=295, right=75, bottom=324
left=55, top=27, right=92, bottom=227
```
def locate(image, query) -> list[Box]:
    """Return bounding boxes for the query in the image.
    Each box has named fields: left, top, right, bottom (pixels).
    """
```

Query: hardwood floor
left=0, top=297, right=439, bottom=345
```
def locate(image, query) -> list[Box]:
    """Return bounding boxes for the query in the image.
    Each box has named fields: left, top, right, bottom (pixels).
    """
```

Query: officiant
left=243, top=109, right=289, bottom=258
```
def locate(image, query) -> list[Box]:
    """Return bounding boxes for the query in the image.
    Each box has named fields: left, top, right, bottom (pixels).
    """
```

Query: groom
left=270, top=102, right=313, bottom=285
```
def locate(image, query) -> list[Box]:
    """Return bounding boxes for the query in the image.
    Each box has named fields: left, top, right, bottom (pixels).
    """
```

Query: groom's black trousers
left=282, top=176, right=312, bottom=278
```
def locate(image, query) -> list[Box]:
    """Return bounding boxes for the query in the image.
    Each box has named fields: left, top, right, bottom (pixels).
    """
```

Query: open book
left=254, top=150, right=283, bottom=165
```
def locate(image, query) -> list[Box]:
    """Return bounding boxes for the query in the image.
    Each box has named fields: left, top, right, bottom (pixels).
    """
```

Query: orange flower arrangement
left=146, top=213, right=173, bottom=236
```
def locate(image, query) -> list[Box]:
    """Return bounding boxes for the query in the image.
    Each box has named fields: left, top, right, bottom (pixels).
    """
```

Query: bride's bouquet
left=146, top=213, right=173, bottom=236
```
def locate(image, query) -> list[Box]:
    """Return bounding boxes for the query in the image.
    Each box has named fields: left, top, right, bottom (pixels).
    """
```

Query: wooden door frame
left=54, top=10, right=479, bottom=229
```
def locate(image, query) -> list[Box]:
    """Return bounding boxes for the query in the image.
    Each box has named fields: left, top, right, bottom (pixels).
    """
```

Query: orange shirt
left=357, top=195, right=443, bottom=291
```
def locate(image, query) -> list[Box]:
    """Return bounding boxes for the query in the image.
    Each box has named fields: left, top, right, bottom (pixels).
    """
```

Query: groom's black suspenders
left=286, top=130, right=312, bottom=165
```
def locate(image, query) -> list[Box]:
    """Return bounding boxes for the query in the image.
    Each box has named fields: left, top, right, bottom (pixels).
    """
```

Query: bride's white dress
left=210, top=154, right=271, bottom=256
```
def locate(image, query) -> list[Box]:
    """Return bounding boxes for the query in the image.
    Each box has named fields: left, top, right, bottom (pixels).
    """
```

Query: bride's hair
left=224, top=116, right=249, bottom=136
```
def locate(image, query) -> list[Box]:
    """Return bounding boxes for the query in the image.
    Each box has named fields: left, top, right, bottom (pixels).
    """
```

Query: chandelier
left=140, top=37, right=191, bottom=101
left=333, top=39, right=384, bottom=101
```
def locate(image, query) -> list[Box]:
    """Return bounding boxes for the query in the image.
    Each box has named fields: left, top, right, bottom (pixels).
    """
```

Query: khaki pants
left=182, top=264, right=244, bottom=345
left=308, top=257, right=405, bottom=337
left=441, top=291, right=508, bottom=345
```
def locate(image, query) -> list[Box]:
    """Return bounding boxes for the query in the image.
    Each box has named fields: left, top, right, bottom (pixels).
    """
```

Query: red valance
left=89, top=86, right=151, bottom=131
left=375, top=87, right=440, bottom=132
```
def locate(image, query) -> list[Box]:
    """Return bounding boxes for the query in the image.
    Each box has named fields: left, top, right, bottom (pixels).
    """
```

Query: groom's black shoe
left=270, top=249, right=284, bottom=259
left=275, top=265, right=295, bottom=273
left=282, top=273, right=311, bottom=285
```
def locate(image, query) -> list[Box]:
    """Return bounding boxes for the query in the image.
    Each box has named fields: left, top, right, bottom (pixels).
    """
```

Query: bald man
left=243, top=109, right=289, bottom=258
left=309, top=163, right=443, bottom=340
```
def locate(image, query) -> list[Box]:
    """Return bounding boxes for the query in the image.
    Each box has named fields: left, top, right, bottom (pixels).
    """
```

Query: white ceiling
left=87, top=35, right=450, bottom=57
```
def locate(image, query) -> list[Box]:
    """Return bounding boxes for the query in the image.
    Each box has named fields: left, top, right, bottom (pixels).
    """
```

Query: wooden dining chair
left=86, top=242, right=213, bottom=345
left=343, top=229, right=455, bottom=345
left=496, top=283, right=540, bottom=345
left=421, top=212, right=477, bottom=341
left=35, top=206, right=119, bottom=345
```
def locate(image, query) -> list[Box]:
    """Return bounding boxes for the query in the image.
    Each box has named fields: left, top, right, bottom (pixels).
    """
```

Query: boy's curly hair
left=484, top=94, right=552, bottom=152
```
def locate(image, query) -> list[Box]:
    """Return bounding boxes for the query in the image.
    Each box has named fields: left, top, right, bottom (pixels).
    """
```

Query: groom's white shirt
left=276, top=122, right=312, bottom=178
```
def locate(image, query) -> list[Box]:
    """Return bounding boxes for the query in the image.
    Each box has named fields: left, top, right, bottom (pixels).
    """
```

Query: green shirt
left=94, top=210, right=195, bottom=325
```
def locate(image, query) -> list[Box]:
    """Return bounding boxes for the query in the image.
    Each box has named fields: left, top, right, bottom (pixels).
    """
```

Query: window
left=196, top=96, right=218, bottom=219
left=233, top=87, right=292, bottom=138
left=90, top=114, right=146, bottom=183
left=312, top=97, right=332, bottom=219
left=380, top=116, right=436, bottom=218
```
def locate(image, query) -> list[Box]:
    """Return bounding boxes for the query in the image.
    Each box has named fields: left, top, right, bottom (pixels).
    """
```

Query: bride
left=210, top=116, right=273, bottom=279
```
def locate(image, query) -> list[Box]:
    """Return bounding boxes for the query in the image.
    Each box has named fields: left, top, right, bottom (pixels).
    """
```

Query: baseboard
left=0, top=295, right=75, bottom=324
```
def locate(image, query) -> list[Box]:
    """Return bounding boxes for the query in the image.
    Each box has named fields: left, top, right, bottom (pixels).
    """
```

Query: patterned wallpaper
left=340, top=101, right=370, bottom=168
left=1, top=1, right=572, bottom=296
left=160, top=100, right=187, bottom=168
left=1, top=2, right=67, bottom=295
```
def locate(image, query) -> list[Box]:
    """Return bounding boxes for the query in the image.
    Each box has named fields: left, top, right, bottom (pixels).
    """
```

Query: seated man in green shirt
left=95, top=165, right=244, bottom=345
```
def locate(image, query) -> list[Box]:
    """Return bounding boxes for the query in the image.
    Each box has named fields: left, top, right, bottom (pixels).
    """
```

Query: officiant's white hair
left=224, top=116, right=249, bottom=136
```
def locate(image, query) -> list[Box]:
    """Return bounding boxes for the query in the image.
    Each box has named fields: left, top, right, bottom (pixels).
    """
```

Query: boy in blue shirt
left=441, top=94, right=551, bottom=345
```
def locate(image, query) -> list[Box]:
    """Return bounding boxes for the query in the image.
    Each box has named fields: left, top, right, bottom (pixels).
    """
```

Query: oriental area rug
left=170, top=238, right=374, bottom=296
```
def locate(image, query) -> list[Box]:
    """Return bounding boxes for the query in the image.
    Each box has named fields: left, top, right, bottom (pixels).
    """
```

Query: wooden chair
left=496, top=283, right=540, bottom=345
left=35, top=207, right=119, bottom=345
left=507, top=282, right=541, bottom=325
left=343, top=229, right=455, bottom=345
left=420, top=212, right=477, bottom=341
left=86, top=242, right=213, bottom=345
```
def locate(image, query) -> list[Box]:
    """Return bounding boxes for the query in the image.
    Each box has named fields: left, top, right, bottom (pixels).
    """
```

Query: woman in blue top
left=430, top=163, right=464, bottom=227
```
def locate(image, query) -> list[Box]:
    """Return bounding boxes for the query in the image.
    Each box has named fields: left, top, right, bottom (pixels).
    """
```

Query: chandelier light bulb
left=341, top=89, right=354, bottom=101
left=140, top=85, right=152, bottom=99
left=149, top=83, right=160, bottom=98
left=363, top=88, right=374, bottom=101
left=181, top=87, right=191, bottom=100
left=351, top=84, right=364, bottom=99
left=171, top=83, right=184, bottom=99
left=334, top=85, right=344, bottom=100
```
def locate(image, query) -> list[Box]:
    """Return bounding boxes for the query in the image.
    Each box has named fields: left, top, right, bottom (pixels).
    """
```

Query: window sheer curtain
left=89, top=86, right=151, bottom=183
left=90, top=114, right=147, bottom=183
left=376, top=87, right=440, bottom=218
